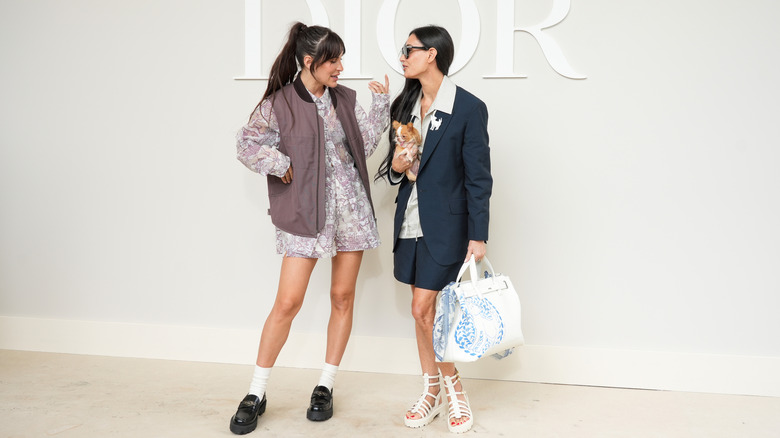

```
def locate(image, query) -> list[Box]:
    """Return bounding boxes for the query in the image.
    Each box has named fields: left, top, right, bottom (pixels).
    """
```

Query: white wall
left=1, top=0, right=779, bottom=397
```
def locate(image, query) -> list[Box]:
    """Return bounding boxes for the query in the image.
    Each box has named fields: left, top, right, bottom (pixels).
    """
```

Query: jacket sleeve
left=389, top=168, right=405, bottom=185
left=236, top=99, right=291, bottom=177
left=461, top=99, right=492, bottom=242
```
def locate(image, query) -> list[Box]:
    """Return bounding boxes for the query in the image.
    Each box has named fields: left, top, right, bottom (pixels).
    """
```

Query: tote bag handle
left=453, top=256, right=500, bottom=297
left=454, top=255, right=496, bottom=282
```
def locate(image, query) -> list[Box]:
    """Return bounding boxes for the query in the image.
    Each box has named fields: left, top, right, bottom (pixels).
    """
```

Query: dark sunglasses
left=400, top=45, right=429, bottom=58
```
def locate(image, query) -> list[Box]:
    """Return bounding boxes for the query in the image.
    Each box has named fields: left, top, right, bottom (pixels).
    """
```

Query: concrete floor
left=1, top=349, right=779, bottom=437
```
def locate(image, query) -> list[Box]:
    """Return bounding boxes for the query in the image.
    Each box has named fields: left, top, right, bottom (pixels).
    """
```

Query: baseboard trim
left=1, top=316, right=778, bottom=397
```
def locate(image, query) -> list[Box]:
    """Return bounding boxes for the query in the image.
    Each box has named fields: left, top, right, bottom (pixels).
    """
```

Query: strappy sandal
left=443, top=372, right=473, bottom=434
left=404, top=372, right=444, bottom=428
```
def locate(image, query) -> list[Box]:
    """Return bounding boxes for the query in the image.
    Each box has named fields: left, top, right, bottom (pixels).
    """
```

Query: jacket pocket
left=267, top=175, right=291, bottom=197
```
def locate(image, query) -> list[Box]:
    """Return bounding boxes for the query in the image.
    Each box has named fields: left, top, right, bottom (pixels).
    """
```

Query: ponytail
left=262, top=22, right=307, bottom=103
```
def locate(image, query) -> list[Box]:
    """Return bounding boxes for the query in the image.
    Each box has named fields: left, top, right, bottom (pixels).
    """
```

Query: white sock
left=317, top=363, right=339, bottom=391
left=248, top=366, right=272, bottom=398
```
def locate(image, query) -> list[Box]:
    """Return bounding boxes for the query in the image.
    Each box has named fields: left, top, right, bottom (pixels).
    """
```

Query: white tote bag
left=433, top=256, right=524, bottom=362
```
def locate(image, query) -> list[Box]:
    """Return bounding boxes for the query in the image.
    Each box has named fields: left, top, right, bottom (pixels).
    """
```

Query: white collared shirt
left=397, top=76, right=457, bottom=239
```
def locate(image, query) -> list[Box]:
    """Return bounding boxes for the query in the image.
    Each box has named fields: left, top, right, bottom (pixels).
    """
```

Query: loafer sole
left=306, top=407, right=333, bottom=421
left=229, top=418, right=257, bottom=435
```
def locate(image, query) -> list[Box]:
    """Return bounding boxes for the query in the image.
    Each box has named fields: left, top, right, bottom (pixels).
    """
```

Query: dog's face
left=393, top=121, right=421, bottom=144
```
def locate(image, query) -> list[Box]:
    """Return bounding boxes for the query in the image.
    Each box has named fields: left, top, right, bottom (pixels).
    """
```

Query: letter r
left=485, top=0, right=586, bottom=79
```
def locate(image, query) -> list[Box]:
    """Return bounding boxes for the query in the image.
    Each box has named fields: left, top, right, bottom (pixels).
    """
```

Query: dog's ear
left=392, top=121, right=401, bottom=130
left=406, top=122, right=415, bottom=130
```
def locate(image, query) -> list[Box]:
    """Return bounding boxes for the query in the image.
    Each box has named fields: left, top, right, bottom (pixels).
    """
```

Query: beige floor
left=1, top=350, right=779, bottom=438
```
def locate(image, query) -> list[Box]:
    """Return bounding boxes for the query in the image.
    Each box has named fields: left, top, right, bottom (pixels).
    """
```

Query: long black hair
left=375, top=25, right=455, bottom=181
left=249, top=22, right=345, bottom=120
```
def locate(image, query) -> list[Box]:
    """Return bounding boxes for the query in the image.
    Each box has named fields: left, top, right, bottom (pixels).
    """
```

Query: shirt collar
left=411, top=75, right=457, bottom=121
left=308, top=87, right=331, bottom=106
left=293, top=75, right=337, bottom=108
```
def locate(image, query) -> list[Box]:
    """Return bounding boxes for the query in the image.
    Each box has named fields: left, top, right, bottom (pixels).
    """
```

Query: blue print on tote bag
left=433, top=256, right=523, bottom=362
left=455, top=295, right=505, bottom=358
left=433, top=284, right=457, bottom=361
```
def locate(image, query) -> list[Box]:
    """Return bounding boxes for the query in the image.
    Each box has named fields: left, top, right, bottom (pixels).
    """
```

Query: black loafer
left=229, top=393, right=266, bottom=435
left=306, top=385, right=333, bottom=421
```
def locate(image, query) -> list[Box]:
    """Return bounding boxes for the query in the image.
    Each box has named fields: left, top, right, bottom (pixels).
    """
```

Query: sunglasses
left=400, top=45, right=429, bottom=58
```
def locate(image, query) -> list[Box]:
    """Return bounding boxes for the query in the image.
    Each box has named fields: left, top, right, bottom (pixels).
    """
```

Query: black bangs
left=312, top=32, right=345, bottom=68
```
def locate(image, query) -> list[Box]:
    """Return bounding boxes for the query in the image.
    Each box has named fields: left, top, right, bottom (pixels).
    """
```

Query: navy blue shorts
left=394, top=238, right=462, bottom=291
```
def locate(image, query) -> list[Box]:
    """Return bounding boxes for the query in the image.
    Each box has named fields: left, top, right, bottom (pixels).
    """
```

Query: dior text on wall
left=236, top=0, right=586, bottom=80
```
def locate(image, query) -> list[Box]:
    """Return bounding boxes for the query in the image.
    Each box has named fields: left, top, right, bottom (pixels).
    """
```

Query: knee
left=330, top=289, right=355, bottom=312
left=411, top=301, right=435, bottom=326
left=271, top=297, right=303, bottom=320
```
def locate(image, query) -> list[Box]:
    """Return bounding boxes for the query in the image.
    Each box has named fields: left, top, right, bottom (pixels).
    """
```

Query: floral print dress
left=237, top=89, right=390, bottom=258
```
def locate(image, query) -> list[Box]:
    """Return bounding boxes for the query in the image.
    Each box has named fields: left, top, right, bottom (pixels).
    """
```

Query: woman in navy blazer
left=377, top=25, right=492, bottom=434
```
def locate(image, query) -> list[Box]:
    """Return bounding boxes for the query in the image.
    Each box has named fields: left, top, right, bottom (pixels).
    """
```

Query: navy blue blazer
left=392, top=86, right=492, bottom=266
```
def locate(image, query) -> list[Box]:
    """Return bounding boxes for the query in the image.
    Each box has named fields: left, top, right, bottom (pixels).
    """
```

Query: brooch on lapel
left=430, top=111, right=442, bottom=131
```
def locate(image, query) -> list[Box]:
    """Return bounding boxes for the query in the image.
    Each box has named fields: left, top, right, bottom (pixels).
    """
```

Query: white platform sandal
left=404, top=372, right=444, bottom=428
left=444, top=372, right=473, bottom=434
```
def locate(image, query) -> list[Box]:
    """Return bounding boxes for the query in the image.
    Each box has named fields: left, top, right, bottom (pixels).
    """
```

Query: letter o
left=376, top=0, right=480, bottom=75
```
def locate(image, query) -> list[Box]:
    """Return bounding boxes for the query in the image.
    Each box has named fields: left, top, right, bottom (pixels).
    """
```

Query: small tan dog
left=393, top=121, right=422, bottom=181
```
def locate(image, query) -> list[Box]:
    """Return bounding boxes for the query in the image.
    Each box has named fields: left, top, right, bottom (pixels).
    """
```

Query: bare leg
left=255, top=256, right=318, bottom=368
left=406, top=286, right=442, bottom=420
left=405, top=286, right=470, bottom=427
left=324, top=250, right=363, bottom=366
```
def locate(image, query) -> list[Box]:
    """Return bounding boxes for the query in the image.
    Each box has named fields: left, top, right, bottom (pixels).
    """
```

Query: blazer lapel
left=419, top=110, right=452, bottom=172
